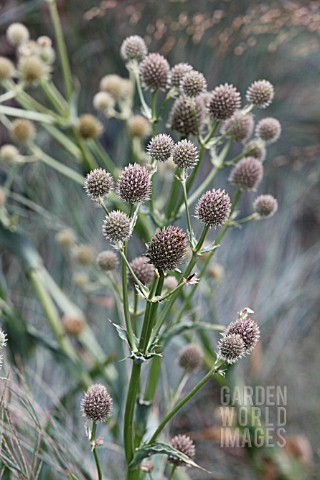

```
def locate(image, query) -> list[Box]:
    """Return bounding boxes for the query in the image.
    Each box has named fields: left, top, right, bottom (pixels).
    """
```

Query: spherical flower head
left=147, top=225, right=188, bottom=272
left=63, top=314, right=85, bottom=336
left=18, top=56, right=46, bottom=83
left=229, top=157, right=263, bottom=191
left=245, top=139, right=266, bottom=162
left=127, top=115, right=151, bottom=138
left=0, top=329, right=7, bottom=349
left=118, top=163, right=151, bottom=203
left=55, top=228, right=76, bottom=248
left=209, top=83, right=241, bottom=120
left=169, top=434, right=196, bottom=466
left=223, top=111, right=254, bottom=143
left=84, top=168, right=113, bottom=202
left=10, top=119, right=36, bottom=144
left=207, top=263, right=224, bottom=282
left=0, top=57, right=15, bottom=82
left=72, top=245, right=94, bottom=266
left=140, top=53, right=170, bottom=90
left=178, top=344, right=203, bottom=372
left=181, top=70, right=207, bottom=97
left=218, top=333, right=245, bottom=364
left=93, top=91, right=115, bottom=112
left=170, top=63, right=193, bottom=88
left=164, top=275, right=178, bottom=290
left=254, top=194, right=278, bottom=218
left=256, top=117, right=281, bottom=143
left=0, top=144, right=19, bottom=163
left=73, top=272, right=89, bottom=289
left=96, top=250, right=119, bottom=271
left=102, top=210, right=132, bottom=243
left=7, top=23, right=29, bottom=46
left=100, top=74, right=125, bottom=100
left=78, top=114, right=103, bottom=139
left=195, top=188, right=231, bottom=227
left=120, top=35, right=147, bottom=62
left=172, top=140, right=198, bottom=169
left=128, top=256, right=154, bottom=287
left=80, top=384, right=112, bottom=422
left=246, top=80, right=274, bottom=108
left=147, top=134, right=174, bottom=162
left=168, top=95, right=204, bottom=136
left=225, top=317, right=260, bottom=354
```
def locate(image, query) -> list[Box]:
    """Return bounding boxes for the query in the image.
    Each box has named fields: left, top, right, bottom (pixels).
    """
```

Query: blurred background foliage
left=0, top=0, right=319, bottom=479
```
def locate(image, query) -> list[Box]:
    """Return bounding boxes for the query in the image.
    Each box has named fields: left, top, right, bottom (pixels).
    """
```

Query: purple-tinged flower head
left=170, top=63, right=193, bottom=88
left=147, top=225, right=188, bottom=272
left=120, top=35, right=147, bottom=62
left=229, top=157, right=263, bottom=191
left=0, top=57, right=15, bottom=81
left=181, top=70, right=207, bottom=98
left=140, top=53, right=170, bottom=90
left=195, top=189, right=231, bottom=227
left=169, top=435, right=196, bottom=466
left=118, top=163, right=151, bottom=203
left=218, top=333, right=245, bottom=364
left=178, top=344, right=203, bottom=372
left=172, top=139, right=198, bottom=169
left=223, top=111, right=254, bottom=143
left=254, top=194, right=278, bottom=218
left=85, top=168, right=113, bottom=202
left=246, top=80, right=274, bottom=108
left=78, top=114, right=103, bottom=139
left=164, top=275, right=178, bottom=290
left=63, top=314, right=85, bottom=336
left=168, top=95, right=204, bottom=136
left=225, top=317, right=260, bottom=354
left=80, top=384, right=112, bottom=422
left=147, top=134, right=174, bottom=162
left=209, top=83, right=241, bottom=120
left=102, top=211, right=132, bottom=243
left=10, top=119, right=36, bottom=144
left=6, top=23, right=29, bottom=46
left=96, top=250, right=119, bottom=271
left=245, top=139, right=266, bottom=162
left=128, top=256, right=154, bottom=287
left=256, top=117, right=281, bottom=143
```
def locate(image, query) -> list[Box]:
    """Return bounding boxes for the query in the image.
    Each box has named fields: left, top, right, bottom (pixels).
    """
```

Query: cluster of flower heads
left=0, top=328, right=8, bottom=371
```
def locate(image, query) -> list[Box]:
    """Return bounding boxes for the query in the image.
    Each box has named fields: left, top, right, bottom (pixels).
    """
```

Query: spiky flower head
left=140, top=53, right=170, bottom=90
left=195, top=189, right=231, bottom=227
left=78, top=114, right=103, bottom=139
left=85, top=168, right=113, bottom=201
left=63, top=314, right=85, bottom=336
left=168, top=95, right=204, bottom=136
left=102, top=211, right=132, bottom=243
left=147, top=226, right=188, bottom=272
left=245, top=139, right=266, bottom=162
left=72, top=245, right=94, bottom=266
left=209, top=83, right=241, bottom=120
left=178, top=344, right=203, bottom=372
left=80, top=384, right=112, bottom=422
left=169, top=434, right=196, bottom=466
left=55, top=228, right=76, bottom=248
left=172, top=139, right=198, bottom=169
left=164, top=275, right=178, bottom=290
left=254, top=194, right=278, bottom=218
left=118, top=163, right=151, bottom=203
left=246, top=80, right=274, bottom=108
left=100, top=74, right=127, bottom=100
left=18, top=56, right=46, bottom=83
left=256, top=117, right=281, bottom=143
left=96, top=250, right=119, bottom=271
left=229, top=157, right=263, bottom=191
left=10, top=119, right=36, bottom=143
left=93, top=91, right=115, bottom=112
left=218, top=333, right=245, bottom=364
left=147, top=134, right=174, bottom=162
left=181, top=70, right=207, bottom=97
left=223, top=111, right=254, bottom=143
left=0, top=329, right=7, bottom=349
left=170, top=63, right=193, bottom=88
left=225, top=317, right=260, bottom=354
left=0, top=57, right=15, bottom=81
left=7, top=23, right=29, bottom=46
left=127, top=115, right=151, bottom=138
left=0, top=144, right=19, bottom=163
left=128, top=256, right=154, bottom=287
left=120, top=35, right=147, bottom=62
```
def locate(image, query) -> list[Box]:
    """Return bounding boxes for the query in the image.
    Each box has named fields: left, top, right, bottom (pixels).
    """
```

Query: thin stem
left=139, top=273, right=164, bottom=353
left=0, top=105, right=54, bottom=123
left=40, top=80, right=67, bottom=114
left=181, top=170, right=193, bottom=241
left=90, top=422, right=103, bottom=480
left=151, top=90, right=158, bottom=136
left=134, top=70, right=151, bottom=119
left=165, top=168, right=181, bottom=220
left=168, top=465, right=176, bottom=480
left=124, top=362, right=142, bottom=464
left=203, top=119, right=219, bottom=145
left=89, top=140, right=115, bottom=173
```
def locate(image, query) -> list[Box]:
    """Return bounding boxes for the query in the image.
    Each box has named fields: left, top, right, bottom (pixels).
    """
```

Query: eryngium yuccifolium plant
left=256, top=117, right=281, bottom=143
left=147, top=134, right=174, bottom=162
left=63, top=314, right=85, bottom=336
left=246, top=79, right=274, bottom=108
left=140, top=53, right=170, bottom=90
left=195, top=189, right=231, bottom=227
left=127, top=115, right=151, bottom=138
left=85, top=168, right=114, bottom=201
left=163, top=275, right=178, bottom=290
left=224, top=317, right=260, bottom=354
left=102, top=211, right=132, bottom=243
left=229, top=157, right=263, bottom=191
left=146, top=226, right=188, bottom=272
left=77, top=114, right=103, bottom=139
left=254, top=194, right=278, bottom=218
left=120, top=35, right=147, bottom=62
left=245, top=139, right=267, bottom=162
left=93, top=91, right=115, bottom=112
left=181, top=70, right=207, bottom=97
left=223, top=111, right=254, bottom=143
left=117, top=163, right=151, bottom=203
left=178, top=344, right=203, bottom=372
left=170, top=62, right=193, bottom=88
left=128, top=256, right=155, bottom=287
left=80, top=384, right=112, bottom=422
left=6, top=23, right=29, bottom=46
left=169, top=434, right=196, bottom=466
left=18, top=55, right=47, bottom=83
left=55, top=228, right=76, bottom=248
left=208, top=83, right=241, bottom=120
left=168, top=95, right=204, bottom=136
left=72, top=245, right=94, bottom=265
left=96, top=250, right=119, bottom=271
left=10, top=119, right=36, bottom=143
left=0, top=57, right=15, bottom=81
left=218, top=333, right=246, bottom=364
left=0, top=144, right=19, bottom=163
left=172, top=139, right=198, bottom=168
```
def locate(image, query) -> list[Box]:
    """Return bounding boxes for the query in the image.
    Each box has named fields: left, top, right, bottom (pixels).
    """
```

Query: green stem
left=90, top=422, right=103, bottom=480
left=168, top=465, right=176, bottom=480
left=0, top=104, right=54, bottom=123
left=124, top=362, right=142, bottom=464
left=181, top=171, right=193, bottom=241
left=139, top=273, right=164, bottom=354
left=165, top=168, right=181, bottom=220
left=40, top=80, right=68, bottom=114
left=151, top=90, right=158, bottom=136
left=89, top=139, right=115, bottom=173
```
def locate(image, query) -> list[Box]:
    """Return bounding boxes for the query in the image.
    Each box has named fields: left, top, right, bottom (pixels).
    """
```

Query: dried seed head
left=229, top=157, right=263, bottom=191
left=128, top=256, right=154, bottom=287
left=96, top=250, right=118, bottom=271
left=195, top=189, right=231, bottom=227
left=246, top=80, right=274, bottom=108
left=178, top=344, right=203, bottom=372
left=209, top=83, right=241, bottom=120
left=102, top=211, right=132, bottom=243
left=181, top=70, right=207, bottom=97
left=170, top=63, right=193, bottom=88
left=80, top=384, right=112, bottom=422
left=225, top=317, right=260, bottom=354
left=63, top=314, right=85, bottom=336
left=55, top=228, right=76, bottom=248
left=168, top=95, right=204, bottom=136
left=10, top=119, right=36, bottom=143
left=147, top=225, right=188, bottom=272
left=85, top=168, right=113, bottom=201
left=164, top=275, right=178, bottom=290
left=0, top=329, right=7, bottom=349
left=93, top=91, right=115, bottom=112
left=120, top=35, right=147, bottom=62
left=172, top=140, right=198, bottom=169
left=0, top=57, right=15, bottom=81
left=127, top=115, right=151, bottom=138
left=223, top=111, right=254, bottom=143
left=72, top=245, right=94, bottom=266
left=256, top=117, right=281, bottom=143
left=169, top=434, right=196, bottom=466
left=0, top=144, right=19, bottom=163
left=147, top=134, right=174, bottom=162
left=78, top=114, right=103, bottom=139
left=254, top=194, right=278, bottom=218
left=245, top=139, right=266, bottom=162
left=100, top=74, right=126, bottom=100
left=140, top=53, right=170, bottom=90
left=218, top=333, right=245, bottom=364
left=18, top=56, right=46, bottom=83
left=7, top=23, right=29, bottom=46
left=118, top=163, right=151, bottom=203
